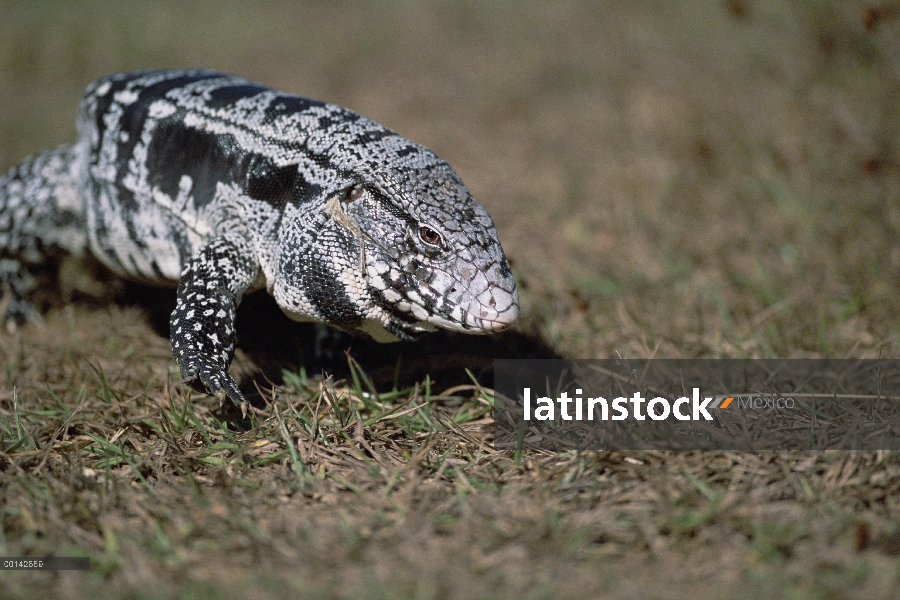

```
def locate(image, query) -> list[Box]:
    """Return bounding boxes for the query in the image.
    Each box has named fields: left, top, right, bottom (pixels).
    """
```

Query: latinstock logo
left=521, top=388, right=735, bottom=422
left=493, top=359, right=900, bottom=451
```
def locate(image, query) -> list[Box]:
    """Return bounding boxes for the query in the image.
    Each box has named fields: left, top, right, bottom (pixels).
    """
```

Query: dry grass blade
left=1, top=1, right=900, bottom=599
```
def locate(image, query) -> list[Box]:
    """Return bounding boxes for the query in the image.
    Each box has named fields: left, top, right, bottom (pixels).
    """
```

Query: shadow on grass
left=233, top=289, right=560, bottom=401
left=106, top=279, right=558, bottom=407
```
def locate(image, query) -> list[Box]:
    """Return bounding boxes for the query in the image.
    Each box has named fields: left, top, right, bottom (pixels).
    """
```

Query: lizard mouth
left=399, top=290, right=519, bottom=335
left=371, top=276, right=519, bottom=338
left=386, top=301, right=519, bottom=337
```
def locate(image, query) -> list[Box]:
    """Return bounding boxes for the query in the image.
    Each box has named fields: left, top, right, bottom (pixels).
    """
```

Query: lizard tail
left=0, top=143, right=89, bottom=325
left=0, top=143, right=89, bottom=257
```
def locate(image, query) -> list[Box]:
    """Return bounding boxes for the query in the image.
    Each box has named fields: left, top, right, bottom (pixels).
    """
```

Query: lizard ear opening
left=343, top=184, right=365, bottom=204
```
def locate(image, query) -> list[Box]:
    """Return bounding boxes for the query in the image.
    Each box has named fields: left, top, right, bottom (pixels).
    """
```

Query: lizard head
left=342, top=161, right=520, bottom=341
left=270, top=110, right=518, bottom=342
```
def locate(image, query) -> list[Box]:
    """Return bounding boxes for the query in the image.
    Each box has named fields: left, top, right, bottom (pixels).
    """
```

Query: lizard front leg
left=170, top=235, right=260, bottom=415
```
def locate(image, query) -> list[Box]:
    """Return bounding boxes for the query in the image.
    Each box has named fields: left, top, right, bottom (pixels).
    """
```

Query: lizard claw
left=179, top=357, right=247, bottom=410
left=212, top=386, right=248, bottom=418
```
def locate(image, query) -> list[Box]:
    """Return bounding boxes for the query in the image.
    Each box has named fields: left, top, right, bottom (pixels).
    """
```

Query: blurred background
left=2, top=5, right=900, bottom=598
left=1, top=0, right=898, bottom=359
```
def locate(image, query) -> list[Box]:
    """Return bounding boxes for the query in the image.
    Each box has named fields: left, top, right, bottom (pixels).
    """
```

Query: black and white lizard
left=0, top=70, right=519, bottom=414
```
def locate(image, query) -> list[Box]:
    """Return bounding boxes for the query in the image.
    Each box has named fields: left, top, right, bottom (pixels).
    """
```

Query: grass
left=1, top=0, right=900, bottom=598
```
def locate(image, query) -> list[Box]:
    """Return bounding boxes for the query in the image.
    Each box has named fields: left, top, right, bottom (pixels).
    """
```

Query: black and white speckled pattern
left=0, top=70, right=519, bottom=410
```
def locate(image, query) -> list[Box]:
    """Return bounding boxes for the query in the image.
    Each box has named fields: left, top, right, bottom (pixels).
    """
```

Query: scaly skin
left=0, top=70, right=519, bottom=412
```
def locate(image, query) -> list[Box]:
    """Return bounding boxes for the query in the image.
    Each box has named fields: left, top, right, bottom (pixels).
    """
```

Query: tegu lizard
left=0, top=70, right=519, bottom=414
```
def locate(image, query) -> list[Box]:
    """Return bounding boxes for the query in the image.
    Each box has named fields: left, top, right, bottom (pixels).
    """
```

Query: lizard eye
left=418, top=225, right=442, bottom=247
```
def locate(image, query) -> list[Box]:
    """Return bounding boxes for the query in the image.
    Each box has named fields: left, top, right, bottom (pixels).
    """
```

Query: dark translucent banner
left=493, top=359, right=900, bottom=450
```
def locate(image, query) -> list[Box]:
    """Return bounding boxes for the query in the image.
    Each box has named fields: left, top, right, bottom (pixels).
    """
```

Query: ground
left=1, top=1, right=900, bottom=598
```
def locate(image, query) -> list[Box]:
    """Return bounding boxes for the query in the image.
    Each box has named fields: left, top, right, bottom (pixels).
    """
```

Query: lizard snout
left=468, top=285, right=519, bottom=332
